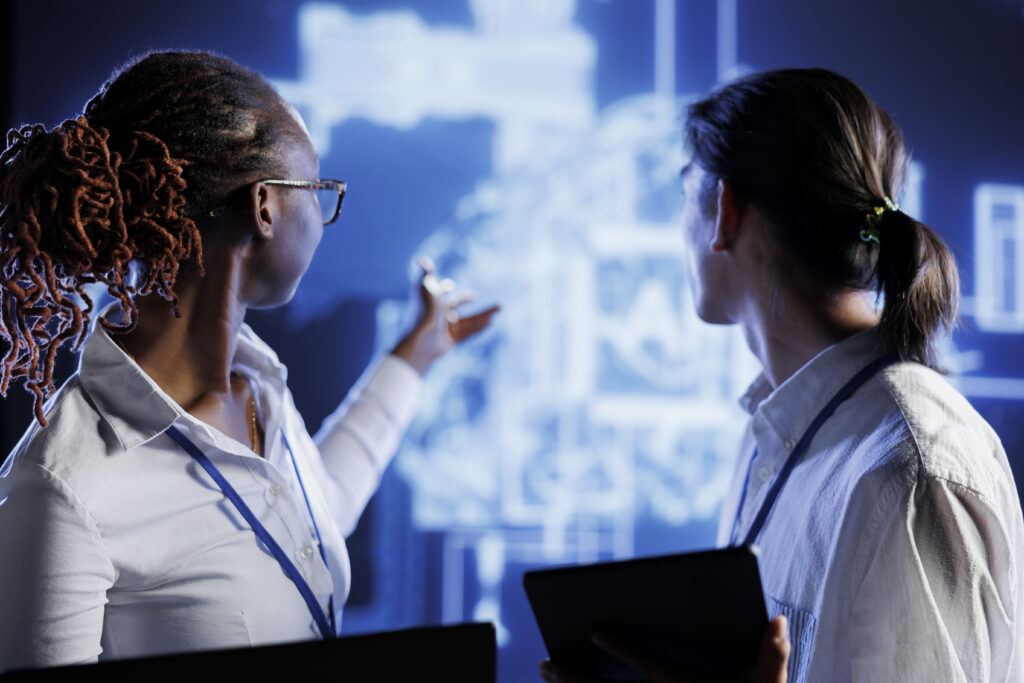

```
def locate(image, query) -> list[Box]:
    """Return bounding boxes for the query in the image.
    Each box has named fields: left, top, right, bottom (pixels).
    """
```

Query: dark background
left=1, top=2, right=1023, bottom=680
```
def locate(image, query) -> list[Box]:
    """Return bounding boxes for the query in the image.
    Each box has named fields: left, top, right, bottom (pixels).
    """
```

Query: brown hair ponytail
left=685, top=68, right=959, bottom=368
left=874, top=208, right=959, bottom=368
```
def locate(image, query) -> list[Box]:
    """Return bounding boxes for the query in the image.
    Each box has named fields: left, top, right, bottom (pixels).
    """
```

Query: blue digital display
left=6, top=1, right=1024, bottom=681
left=260, top=3, right=1024, bottom=679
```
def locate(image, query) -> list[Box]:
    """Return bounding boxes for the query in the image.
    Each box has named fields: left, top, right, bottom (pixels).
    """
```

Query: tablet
left=523, top=545, right=767, bottom=680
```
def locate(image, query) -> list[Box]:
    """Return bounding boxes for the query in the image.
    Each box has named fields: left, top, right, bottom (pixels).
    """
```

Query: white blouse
left=719, top=329, right=1024, bottom=682
left=0, top=323, right=421, bottom=670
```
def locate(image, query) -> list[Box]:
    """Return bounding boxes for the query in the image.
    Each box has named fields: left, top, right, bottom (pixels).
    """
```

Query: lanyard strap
left=729, top=446, right=759, bottom=545
left=733, top=353, right=899, bottom=547
left=166, top=425, right=337, bottom=640
left=281, top=431, right=335, bottom=633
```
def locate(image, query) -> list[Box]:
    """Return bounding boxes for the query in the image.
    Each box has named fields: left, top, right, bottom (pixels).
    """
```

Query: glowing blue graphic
left=274, top=0, right=595, bottom=168
left=945, top=182, right=1024, bottom=401
left=904, top=162, right=924, bottom=222
left=276, top=0, right=760, bottom=656
left=374, top=96, right=762, bottom=536
left=367, top=91, right=765, bottom=648
left=974, top=184, right=1024, bottom=333
left=272, top=1, right=1022, bottom=678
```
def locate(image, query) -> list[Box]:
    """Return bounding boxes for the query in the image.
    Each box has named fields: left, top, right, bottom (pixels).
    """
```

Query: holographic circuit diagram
left=274, top=0, right=1024, bottom=659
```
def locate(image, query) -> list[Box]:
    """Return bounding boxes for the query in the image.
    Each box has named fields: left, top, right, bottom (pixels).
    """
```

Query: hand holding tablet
left=538, top=615, right=790, bottom=683
left=524, top=546, right=788, bottom=682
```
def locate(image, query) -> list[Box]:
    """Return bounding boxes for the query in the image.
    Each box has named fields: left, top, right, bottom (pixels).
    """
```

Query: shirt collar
left=738, top=374, right=773, bottom=415
left=78, top=315, right=288, bottom=451
left=741, top=327, right=889, bottom=451
left=232, top=324, right=289, bottom=389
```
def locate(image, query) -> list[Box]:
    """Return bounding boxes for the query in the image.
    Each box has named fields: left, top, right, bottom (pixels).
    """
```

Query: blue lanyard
left=166, top=425, right=337, bottom=640
left=731, top=353, right=899, bottom=547
left=729, top=446, right=759, bottom=545
left=281, top=430, right=335, bottom=630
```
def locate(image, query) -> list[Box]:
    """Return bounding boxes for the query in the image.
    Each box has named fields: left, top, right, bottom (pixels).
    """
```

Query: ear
left=711, top=178, right=744, bottom=253
left=247, top=181, right=277, bottom=241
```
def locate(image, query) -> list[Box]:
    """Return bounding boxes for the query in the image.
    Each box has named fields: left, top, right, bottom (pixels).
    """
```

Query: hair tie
left=860, top=196, right=899, bottom=245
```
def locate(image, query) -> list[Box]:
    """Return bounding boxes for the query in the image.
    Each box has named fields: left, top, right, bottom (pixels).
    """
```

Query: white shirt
left=0, top=323, right=421, bottom=671
left=718, top=329, right=1024, bottom=682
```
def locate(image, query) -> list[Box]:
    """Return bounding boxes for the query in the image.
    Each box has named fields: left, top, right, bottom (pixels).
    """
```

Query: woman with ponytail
left=542, top=69, right=1023, bottom=683
left=0, top=51, right=496, bottom=669
left=680, top=69, right=1024, bottom=682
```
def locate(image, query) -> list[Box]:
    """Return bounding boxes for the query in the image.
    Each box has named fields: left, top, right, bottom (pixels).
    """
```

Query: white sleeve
left=312, top=355, right=422, bottom=536
left=0, top=462, right=115, bottom=671
left=848, top=475, right=1019, bottom=682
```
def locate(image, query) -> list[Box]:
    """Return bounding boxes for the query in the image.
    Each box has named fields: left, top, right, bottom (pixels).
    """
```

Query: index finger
left=415, top=254, right=437, bottom=275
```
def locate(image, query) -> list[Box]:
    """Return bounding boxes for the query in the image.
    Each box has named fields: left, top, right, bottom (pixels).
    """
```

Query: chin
left=249, top=282, right=301, bottom=310
left=697, top=312, right=734, bottom=326
left=694, top=300, right=734, bottom=326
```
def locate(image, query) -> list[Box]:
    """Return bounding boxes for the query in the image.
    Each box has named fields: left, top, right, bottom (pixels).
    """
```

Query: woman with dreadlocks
left=0, top=51, right=496, bottom=669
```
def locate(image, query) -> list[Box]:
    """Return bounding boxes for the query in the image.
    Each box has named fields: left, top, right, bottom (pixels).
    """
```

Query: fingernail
left=774, top=614, right=789, bottom=644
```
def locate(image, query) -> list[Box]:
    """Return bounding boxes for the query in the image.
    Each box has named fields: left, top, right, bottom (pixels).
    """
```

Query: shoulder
left=4, top=375, right=124, bottom=511
left=814, top=359, right=1016, bottom=530
left=837, top=362, right=1023, bottom=565
left=873, top=362, right=1008, bottom=495
left=836, top=364, right=1022, bottom=599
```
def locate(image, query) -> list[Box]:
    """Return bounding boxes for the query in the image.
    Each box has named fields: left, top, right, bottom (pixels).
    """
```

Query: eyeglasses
left=262, top=179, right=347, bottom=225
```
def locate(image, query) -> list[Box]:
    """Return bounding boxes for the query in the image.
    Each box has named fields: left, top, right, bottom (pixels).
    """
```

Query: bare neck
left=741, top=287, right=880, bottom=390
left=115, top=249, right=247, bottom=411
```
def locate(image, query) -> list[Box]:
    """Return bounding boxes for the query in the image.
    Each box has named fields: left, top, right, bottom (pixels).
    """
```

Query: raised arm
left=313, top=257, right=498, bottom=535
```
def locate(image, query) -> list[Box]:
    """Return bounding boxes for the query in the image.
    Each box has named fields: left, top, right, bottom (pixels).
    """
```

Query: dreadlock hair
left=685, top=68, right=959, bottom=369
left=0, top=51, right=301, bottom=424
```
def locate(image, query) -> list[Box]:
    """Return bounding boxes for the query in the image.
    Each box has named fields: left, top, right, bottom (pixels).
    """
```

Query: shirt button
left=299, top=545, right=314, bottom=561
left=757, top=467, right=772, bottom=483
left=784, top=439, right=796, bottom=450
left=266, top=484, right=281, bottom=505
